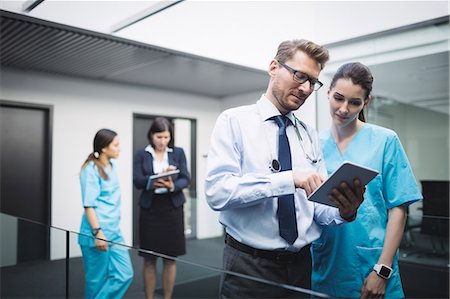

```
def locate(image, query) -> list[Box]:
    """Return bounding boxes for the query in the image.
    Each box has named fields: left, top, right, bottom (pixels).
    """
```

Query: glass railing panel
left=401, top=215, right=449, bottom=260
left=124, top=247, right=223, bottom=298
left=0, top=213, right=67, bottom=298
left=0, top=212, right=324, bottom=298
left=67, top=231, right=86, bottom=298
left=2, top=211, right=448, bottom=298
left=67, top=230, right=323, bottom=298
left=400, top=210, right=449, bottom=299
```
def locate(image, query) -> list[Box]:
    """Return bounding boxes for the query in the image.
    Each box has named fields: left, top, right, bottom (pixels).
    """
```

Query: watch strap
left=92, top=227, right=102, bottom=236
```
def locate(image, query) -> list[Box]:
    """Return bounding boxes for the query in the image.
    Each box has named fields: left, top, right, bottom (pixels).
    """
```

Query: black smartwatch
left=373, top=263, right=393, bottom=279
left=91, top=227, right=102, bottom=236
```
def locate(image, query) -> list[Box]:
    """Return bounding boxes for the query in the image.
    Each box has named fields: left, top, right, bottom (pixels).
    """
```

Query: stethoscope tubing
left=269, top=115, right=320, bottom=172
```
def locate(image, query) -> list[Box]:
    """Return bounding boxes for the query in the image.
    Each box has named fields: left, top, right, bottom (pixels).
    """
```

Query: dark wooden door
left=0, top=101, right=51, bottom=262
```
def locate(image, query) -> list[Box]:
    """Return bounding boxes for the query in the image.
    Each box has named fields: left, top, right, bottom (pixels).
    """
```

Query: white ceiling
left=1, top=0, right=449, bottom=114
left=1, top=0, right=448, bottom=70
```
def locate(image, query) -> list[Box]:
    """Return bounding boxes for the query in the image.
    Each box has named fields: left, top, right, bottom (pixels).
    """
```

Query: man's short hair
left=274, top=39, right=329, bottom=70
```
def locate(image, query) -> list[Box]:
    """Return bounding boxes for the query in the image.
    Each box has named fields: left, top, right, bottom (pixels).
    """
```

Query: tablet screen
left=307, top=161, right=378, bottom=207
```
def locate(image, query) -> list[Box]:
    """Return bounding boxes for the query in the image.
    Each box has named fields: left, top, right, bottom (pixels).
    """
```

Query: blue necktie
left=273, top=115, right=298, bottom=244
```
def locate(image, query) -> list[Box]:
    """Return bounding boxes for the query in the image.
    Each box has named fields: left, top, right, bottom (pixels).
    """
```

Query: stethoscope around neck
left=268, top=114, right=321, bottom=173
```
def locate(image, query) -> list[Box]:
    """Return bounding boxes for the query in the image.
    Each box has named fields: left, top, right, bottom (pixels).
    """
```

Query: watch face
left=379, top=265, right=392, bottom=277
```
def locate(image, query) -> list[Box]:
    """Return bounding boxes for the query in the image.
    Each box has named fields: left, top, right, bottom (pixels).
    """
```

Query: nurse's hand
left=94, top=230, right=108, bottom=251
left=328, top=178, right=364, bottom=221
left=292, top=170, right=326, bottom=196
left=360, top=270, right=387, bottom=298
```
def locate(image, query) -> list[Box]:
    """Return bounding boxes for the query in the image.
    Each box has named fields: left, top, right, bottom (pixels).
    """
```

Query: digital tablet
left=149, top=169, right=180, bottom=180
left=146, top=169, right=180, bottom=190
left=307, top=161, right=378, bottom=207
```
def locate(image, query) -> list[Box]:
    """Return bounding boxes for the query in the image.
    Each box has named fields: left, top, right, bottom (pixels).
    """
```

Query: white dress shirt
left=145, top=145, right=173, bottom=194
left=205, top=94, right=344, bottom=252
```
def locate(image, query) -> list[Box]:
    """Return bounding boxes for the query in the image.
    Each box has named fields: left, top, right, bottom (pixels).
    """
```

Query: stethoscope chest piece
left=269, top=159, right=281, bottom=173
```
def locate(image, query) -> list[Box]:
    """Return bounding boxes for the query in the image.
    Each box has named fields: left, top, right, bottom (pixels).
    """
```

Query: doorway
left=0, top=100, right=52, bottom=263
left=132, top=114, right=197, bottom=247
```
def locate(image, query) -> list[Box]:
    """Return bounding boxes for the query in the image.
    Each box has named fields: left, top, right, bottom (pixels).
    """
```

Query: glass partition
left=1, top=213, right=67, bottom=298
left=314, top=17, right=449, bottom=298
left=1, top=212, right=326, bottom=298
left=2, top=209, right=449, bottom=298
left=316, top=97, right=449, bottom=297
left=366, top=97, right=449, bottom=281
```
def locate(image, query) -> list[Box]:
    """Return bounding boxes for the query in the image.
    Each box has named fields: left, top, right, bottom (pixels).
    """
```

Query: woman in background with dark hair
left=311, top=63, right=422, bottom=298
left=78, top=128, right=133, bottom=298
left=133, top=117, right=191, bottom=299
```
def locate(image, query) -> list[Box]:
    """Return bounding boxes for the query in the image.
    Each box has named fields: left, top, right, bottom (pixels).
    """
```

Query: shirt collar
left=257, top=94, right=295, bottom=125
left=144, top=145, right=173, bottom=155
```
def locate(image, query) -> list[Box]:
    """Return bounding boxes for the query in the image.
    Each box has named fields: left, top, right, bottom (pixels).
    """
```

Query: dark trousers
left=220, top=241, right=312, bottom=298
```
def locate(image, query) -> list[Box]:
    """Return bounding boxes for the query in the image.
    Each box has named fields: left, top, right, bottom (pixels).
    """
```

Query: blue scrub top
left=78, top=161, right=124, bottom=247
left=311, top=124, right=422, bottom=298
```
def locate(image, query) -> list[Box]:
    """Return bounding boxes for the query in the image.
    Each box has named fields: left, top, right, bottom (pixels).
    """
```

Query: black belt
left=225, top=234, right=310, bottom=263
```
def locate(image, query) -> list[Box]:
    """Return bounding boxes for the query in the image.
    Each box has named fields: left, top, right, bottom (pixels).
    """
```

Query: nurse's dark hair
left=147, top=117, right=173, bottom=148
left=330, top=62, right=374, bottom=122
left=81, top=128, right=117, bottom=180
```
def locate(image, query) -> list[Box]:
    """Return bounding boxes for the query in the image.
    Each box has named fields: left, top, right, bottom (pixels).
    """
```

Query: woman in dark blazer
left=133, top=117, right=190, bottom=299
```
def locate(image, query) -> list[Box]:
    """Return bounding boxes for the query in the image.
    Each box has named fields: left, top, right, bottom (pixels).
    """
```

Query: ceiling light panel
left=0, top=0, right=29, bottom=12
left=18, top=0, right=157, bottom=33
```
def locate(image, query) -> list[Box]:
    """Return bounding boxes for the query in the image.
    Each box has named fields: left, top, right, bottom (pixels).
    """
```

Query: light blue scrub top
left=311, top=124, right=422, bottom=298
left=78, top=161, right=124, bottom=247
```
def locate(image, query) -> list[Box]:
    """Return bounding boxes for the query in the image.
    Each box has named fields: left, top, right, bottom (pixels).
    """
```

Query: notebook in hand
left=307, top=161, right=378, bottom=207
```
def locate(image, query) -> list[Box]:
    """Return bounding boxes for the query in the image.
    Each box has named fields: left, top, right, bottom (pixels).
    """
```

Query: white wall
left=220, top=89, right=319, bottom=129
left=220, top=90, right=263, bottom=111
left=0, top=67, right=223, bottom=258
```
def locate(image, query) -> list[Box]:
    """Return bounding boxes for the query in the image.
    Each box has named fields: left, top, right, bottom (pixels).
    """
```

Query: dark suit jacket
left=133, top=146, right=191, bottom=209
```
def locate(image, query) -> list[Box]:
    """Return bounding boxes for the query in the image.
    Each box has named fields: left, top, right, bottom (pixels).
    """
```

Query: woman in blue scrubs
left=311, top=63, right=422, bottom=298
left=79, top=129, right=133, bottom=298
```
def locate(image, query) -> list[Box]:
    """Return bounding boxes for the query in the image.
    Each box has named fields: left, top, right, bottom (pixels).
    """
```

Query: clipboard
left=307, top=161, right=378, bottom=207
left=146, top=169, right=180, bottom=190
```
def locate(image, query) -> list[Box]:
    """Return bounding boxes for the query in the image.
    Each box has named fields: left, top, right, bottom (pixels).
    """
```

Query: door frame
left=0, top=99, right=53, bottom=260
left=132, top=113, right=197, bottom=245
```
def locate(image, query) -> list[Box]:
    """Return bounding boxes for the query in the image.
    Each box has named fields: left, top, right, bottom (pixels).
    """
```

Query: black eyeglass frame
left=278, top=60, right=323, bottom=91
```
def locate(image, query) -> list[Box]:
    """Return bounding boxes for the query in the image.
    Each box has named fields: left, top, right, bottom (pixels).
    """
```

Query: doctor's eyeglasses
left=278, top=60, right=324, bottom=91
